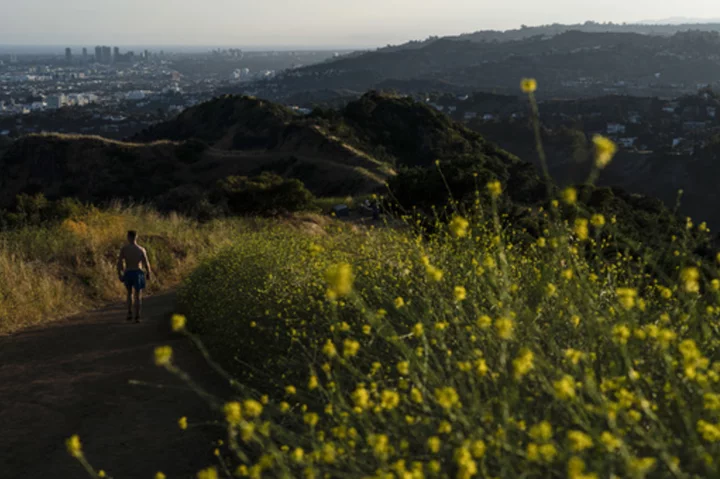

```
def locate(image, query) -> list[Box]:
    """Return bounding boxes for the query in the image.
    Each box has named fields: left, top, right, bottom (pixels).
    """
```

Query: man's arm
left=142, top=248, right=153, bottom=280
left=117, top=247, right=125, bottom=281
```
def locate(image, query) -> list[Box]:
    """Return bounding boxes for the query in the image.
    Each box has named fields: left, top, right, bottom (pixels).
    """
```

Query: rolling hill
left=248, top=30, right=720, bottom=100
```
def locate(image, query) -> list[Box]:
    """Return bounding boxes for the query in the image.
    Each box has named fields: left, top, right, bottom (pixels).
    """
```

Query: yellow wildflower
left=590, top=214, right=605, bottom=227
left=65, top=435, right=82, bottom=458
left=600, top=431, right=622, bottom=452
left=520, top=78, right=538, bottom=93
left=154, top=346, right=173, bottom=367
left=243, top=399, right=263, bottom=418
left=554, top=375, right=576, bottom=400
left=593, top=135, right=617, bottom=168
left=155, top=473, right=166, bottom=479
left=512, top=348, right=534, bottom=381
left=454, top=445, right=477, bottom=479
left=322, top=339, right=337, bottom=358
left=304, top=412, right=319, bottom=427
left=449, top=216, right=470, bottom=238
left=171, top=314, right=186, bottom=332
left=224, top=402, right=242, bottom=425
left=681, top=267, right=700, bottom=293
left=178, top=416, right=188, bottom=430
left=616, top=288, right=637, bottom=310
left=343, top=339, right=360, bottom=358
left=574, top=218, right=589, bottom=241
left=454, top=286, right=467, bottom=302
left=495, top=317, right=514, bottom=340
left=368, top=434, right=390, bottom=459
left=529, top=421, right=553, bottom=442
left=487, top=180, right=502, bottom=198
left=381, top=390, right=400, bottom=410
left=394, top=296, right=405, bottom=308
left=325, top=263, right=354, bottom=298
left=197, top=467, right=218, bottom=479
left=427, top=436, right=441, bottom=453
left=568, top=430, right=594, bottom=452
left=561, top=187, right=577, bottom=205
left=434, top=387, right=460, bottom=409
left=397, top=361, right=410, bottom=375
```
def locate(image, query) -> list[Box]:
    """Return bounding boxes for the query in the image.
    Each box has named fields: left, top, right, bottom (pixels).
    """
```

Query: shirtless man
left=117, top=230, right=153, bottom=322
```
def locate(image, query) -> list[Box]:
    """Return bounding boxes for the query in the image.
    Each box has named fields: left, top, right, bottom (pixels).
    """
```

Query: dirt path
left=0, top=293, right=231, bottom=478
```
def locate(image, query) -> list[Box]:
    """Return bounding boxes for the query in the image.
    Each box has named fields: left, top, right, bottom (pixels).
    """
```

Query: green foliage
left=0, top=194, right=89, bottom=230
left=176, top=204, right=720, bottom=478
left=213, top=172, right=316, bottom=216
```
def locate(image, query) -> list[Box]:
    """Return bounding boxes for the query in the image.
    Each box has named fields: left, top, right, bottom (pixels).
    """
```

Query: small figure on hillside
left=117, top=230, right=153, bottom=323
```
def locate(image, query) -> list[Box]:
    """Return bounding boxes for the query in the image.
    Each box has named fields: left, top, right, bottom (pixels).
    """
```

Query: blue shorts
left=123, top=270, right=146, bottom=291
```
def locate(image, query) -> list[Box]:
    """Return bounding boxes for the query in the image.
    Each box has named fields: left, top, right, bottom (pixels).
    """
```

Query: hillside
left=0, top=92, right=522, bottom=210
left=250, top=31, right=720, bottom=99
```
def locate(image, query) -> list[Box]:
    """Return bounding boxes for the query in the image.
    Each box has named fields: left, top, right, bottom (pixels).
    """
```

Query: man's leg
left=134, top=289, right=142, bottom=322
left=126, top=286, right=133, bottom=321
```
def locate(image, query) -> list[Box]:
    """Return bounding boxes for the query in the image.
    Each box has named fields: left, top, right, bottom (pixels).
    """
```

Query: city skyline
left=2, top=0, right=720, bottom=48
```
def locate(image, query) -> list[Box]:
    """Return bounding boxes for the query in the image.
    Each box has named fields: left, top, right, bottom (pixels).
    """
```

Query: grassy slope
left=0, top=206, right=244, bottom=334
left=175, top=203, right=720, bottom=478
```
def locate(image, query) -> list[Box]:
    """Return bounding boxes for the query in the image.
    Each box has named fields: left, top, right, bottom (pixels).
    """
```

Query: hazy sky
left=2, top=0, right=720, bottom=48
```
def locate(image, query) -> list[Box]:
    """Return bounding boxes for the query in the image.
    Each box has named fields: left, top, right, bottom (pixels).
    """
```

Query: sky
left=2, top=0, right=720, bottom=49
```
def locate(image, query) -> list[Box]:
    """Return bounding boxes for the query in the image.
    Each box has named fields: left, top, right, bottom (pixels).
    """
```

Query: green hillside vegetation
left=162, top=180, right=720, bottom=478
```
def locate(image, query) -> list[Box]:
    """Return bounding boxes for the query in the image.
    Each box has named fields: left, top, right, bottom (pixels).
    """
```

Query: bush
left=213, top=172, right=315, bottom=216
left=176, top=203, right=720, bottom=478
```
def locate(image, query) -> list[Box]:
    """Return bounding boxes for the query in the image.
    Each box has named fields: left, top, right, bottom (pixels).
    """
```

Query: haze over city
left=2, top=0, right=720, bottom=48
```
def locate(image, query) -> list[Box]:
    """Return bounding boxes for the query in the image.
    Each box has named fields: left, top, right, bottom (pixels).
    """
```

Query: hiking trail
left=0, top=292, right=229, bottom=478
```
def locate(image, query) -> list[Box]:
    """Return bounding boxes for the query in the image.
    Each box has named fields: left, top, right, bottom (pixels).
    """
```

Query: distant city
left=0, top=46, right=349, bottom=139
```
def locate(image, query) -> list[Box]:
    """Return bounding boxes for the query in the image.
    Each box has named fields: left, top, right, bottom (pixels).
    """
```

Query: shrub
left=175, top=202, right=720, bottom=478
left=214, top=172, right=315, bottom=216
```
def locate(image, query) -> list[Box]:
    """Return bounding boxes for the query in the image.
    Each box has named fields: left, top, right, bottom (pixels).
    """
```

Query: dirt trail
left=0, top=293, right=231, bottom=478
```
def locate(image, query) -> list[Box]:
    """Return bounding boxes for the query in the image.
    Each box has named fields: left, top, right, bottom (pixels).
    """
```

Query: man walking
left=117, top=230, right=153, bottom=322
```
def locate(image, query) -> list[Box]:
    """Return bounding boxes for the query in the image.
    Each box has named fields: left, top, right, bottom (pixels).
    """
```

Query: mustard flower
left=593, top=135, right=617, bottom=168
left=154, top=346, right=173, bottom=367
left=196, top=467, right=218, bottom=479
left=449, top=216, right=470, bottom=238
left=381, top=390, right=400, bottom=410
left=554, top=375, right=576, bottom=400
left=680, top=267, right=700, bottom=293
left=65, top=434, right=82, bottom=458
left=495, top=317, right=514, bottom=340
left=243, top=399, right=263, bottom=418
left=343, top=338, right=360, bottom=358
left=574, top=218, right=589, bottom=241
left=171, top=314, right=186, bottom=332
left=454, top=286, right=467, bottom=301
left=325, top=263, right=354, bottom=298
left=512, top=348, right=534, bottom=381
left=427, top=436, right=441, bottom=453
left=520, top=78, right=538, bottom=93
left=568, top=430, right=594, bottom=452
left=561, top=187, right=577, bottom=205
left=435, top=387, right=461, bottom=409
left=224, top=402, right=242, bottom=425
left=487, top=180, right=503, bottom=198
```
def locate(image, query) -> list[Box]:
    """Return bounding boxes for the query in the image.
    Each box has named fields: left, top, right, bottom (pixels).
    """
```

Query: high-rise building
left=82, top=48, right=88, bottom=62
left=113, top=47, right=120, bottom=63
left=102, top=46, right=112, bottom=64
left=65, top=48, right=72, bottom=63
left=95, top=46, right=102, bottom=63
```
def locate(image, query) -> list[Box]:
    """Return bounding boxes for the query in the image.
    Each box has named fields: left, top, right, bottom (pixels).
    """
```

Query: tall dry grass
left=0, top=205, right=243, bottom=334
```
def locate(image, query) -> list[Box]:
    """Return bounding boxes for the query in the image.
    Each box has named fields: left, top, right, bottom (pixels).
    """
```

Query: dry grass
left=0, top=206, right=245, bottom=335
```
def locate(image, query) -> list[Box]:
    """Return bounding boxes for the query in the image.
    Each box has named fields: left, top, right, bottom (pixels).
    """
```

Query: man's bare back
left=119, top=244, right=150, bottom=273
